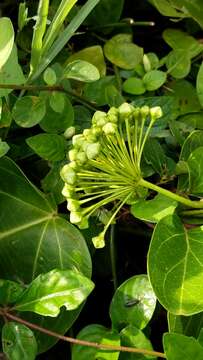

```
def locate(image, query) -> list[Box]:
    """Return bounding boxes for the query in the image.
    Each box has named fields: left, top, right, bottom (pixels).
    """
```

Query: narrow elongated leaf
left=14, top=269, right=94, bottom=316
left=0, top=17, right=14, bottom=69
left=0, top=157, right=92, bottom=352
left=110, top=275, right=156, bottom=331
left=2, top=322, right=37, bottom=360
left=120, top=325, right=155, bottom=360
left=72, top=324, right=120, bottom=360
left=131, top=193, right=177, bottom=223
left=148, top=214, right=203, bottom=315
left=163, top=333, right=203, bottom=360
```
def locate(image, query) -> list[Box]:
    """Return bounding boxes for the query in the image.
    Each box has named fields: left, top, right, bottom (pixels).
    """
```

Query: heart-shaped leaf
left=109, top=275, right=156, bottom=331
left=148, top=214, right=203, bottom=315
left=14, top=269, right=94, bottom=316
left=2, top=322, right=37, bottom=360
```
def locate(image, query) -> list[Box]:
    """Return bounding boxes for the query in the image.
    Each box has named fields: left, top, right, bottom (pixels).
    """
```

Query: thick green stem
left=139, top=178, right=203, bottom=209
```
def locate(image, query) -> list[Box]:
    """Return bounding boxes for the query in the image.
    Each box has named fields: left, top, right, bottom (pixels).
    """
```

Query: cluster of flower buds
left=61, top=103, right=162, bottom=248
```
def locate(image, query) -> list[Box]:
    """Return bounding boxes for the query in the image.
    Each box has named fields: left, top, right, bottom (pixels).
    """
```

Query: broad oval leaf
left=0, top=157, right=92, bottom=352
left=123, top=77, right=146, bottom=95
left=84, top=76, right=117, bottom=106
left=120, top=325, right=155, bottom=360
left=148, top=214, right=203, bottom=315
left=72, top=324, right=120, bottom=360
left=43, top=67, right=57, bottom=85
left=0, top=139, right=9, bottom=157
left=0, top=17, right=14, bottom=69
left=187, top=146, right=203, bottom=194
left=143, top=70, right=166, bottom=91
left=166, top=50, right=191, bottom=79
left=14, top=269, right=94, bottom=316
left=26, top=133, right=66, bottom=161
left=131, top=193, right=177, bottom=223
left=163, top=29, right=203, bottom=58
left=104, top=34, right=143, bottom=70
left=12, top=96, right=46, bottom=128
left=109, top=275, right=156, bottom=331
left=2, top=322, right=37, bottom=360
left=163, top=333, right=203, bottom=360
left=65, top=45, right=106, bottom=77
left=63, top=60, right=100, bottom=82
left=0, top=279, right=24, bottom=305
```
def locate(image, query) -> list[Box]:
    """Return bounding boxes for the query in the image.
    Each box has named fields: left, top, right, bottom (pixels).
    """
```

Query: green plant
left=2, top=0, right=203, bottom=359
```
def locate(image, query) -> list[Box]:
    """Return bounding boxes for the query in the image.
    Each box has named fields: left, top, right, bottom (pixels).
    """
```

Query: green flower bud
left=133, top=107, right=140, bottom=120
left=86, top=142, right=101, bottom=160
left=102, top=122, right=117, bottom=135
left=76, top=151, right=87, bottom=165
left=140, top=105, right=150, bottom=118
left=67, top=199, right=80, bottom=212
left=72, top=134, right=85, bottom=148
left=69, top=161, right=78, bottom=170
left=68, top=149, right=78, bottom=161
left=63, top=126, right=75, bottom=139
left=61, top=184, right=75, bottom=198
left=150, top=106, right=163, bottom=121
left=118, top=102, right=134, bottom=120
left=78, top=217, right=89, bottom=229
left=70, top=211, right=82, bottom=224
left=107, top=107, right=118, bottom=123
left=92, top=111, right=107, bottom=125
left=92, top=231, right=105, bottom=248
left=60, top=165, right=77, bottom=185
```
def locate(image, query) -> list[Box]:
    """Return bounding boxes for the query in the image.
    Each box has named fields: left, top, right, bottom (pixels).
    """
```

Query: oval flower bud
left=118, top=102, right=134, bottom=120
left=76, top=151, right=87, bottom=165
left=72, top=134, right=85, bottom=148
left=67, top=199, right=80, bottom=212
left=86, top=142, right=101, bottom=160
left=140, top=105, right=150, bottom=118
left=150, top=106, right=163, bottom=121
left=60, top=165, right=77, bottom=185
left=92, top=111, right=107, bottom=125
left=61, top=184, right=75, bottom=198
left=68, top=149, right=78, bottom=162
left=70, top=211, right=82, bottom=224
left=63, top=126, right=75, bottom=139
left=102, top=122, right=117, bottom=135
left=92, top=231, right=105, bottom=248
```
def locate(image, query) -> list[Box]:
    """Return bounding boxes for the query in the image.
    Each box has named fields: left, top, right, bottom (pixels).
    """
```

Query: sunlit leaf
left=0, top=17, right=14, bottom=69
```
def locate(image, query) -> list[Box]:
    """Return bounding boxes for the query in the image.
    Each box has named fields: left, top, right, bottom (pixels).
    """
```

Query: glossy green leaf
left=0, top=139, right=9, bottom=157
left=26, top=134, right=66, bottom=161
left=143, top=138, right=166, bottom=175
left=72, top=324, right=120, bottom=360
left=120, top=325, right=155, bottom=360
left=143, top=70, right=166, bottom=91
left=123, top=77, right=146, bottom=95
left=131, top=194, right=177, bottom=223
left=0, top=45, right=25, bottom=97
left=84, top=76, right=117, bottom=106
left=86, top=0, right=124, bottom=27
left=187, top=146, right=203, bottom=194
left=168, top=312, right=203, bottom=338
left=49, top=92, right=65, bottom=113
left=0, top=157, right=92, bottom=352
left=40, top=95, right=74, bottom=133
left=73, top=105, right=92, bottom=131
left=0, top=17, right=14, bottom=69
left=179, top=0, right=203, bottom=29
left=2, top=322, right=37, bottom=360
left=110, top=275, right=156, bottom=331
left=14, top=269, right=94, bottom=316
left=63, top=60, right=100, bottom=82
left=151, top=0, right=187, bottom=17
left=12, top=96, right=46, bottom=128
left=144, top=53, right=159, bottom=71
left=166, top=50, right=191, bottom=79
left=43, top=67, right=57, bottom=85
left=163, top=29, right=203, bottom=58
left=66, top=46, right=106, bottom=77
left=105, top=85, right=125, bottom=107
left=41, top=162, right=64, bottom=205
left=148, top=214, right=203, bottom=315
left=0, top=279, right=24, bottom=305
left=197, top=61, right=203, bottom=107
left=104, top=34, right=143, bottom=70
left=163, top=333, right=203, bottom=360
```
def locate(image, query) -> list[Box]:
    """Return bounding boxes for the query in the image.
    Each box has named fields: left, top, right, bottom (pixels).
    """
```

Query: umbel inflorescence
left=61, top=103, right=162, bottom=248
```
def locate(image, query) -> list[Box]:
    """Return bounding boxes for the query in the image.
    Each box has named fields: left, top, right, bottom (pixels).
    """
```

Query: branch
left=0, top=84, right=98, bottom=111
left=1, top=311, right=166, bottom=358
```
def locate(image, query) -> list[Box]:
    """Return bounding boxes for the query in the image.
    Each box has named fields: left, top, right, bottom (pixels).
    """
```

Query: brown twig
left=0, top=310, right=166, bottom=358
